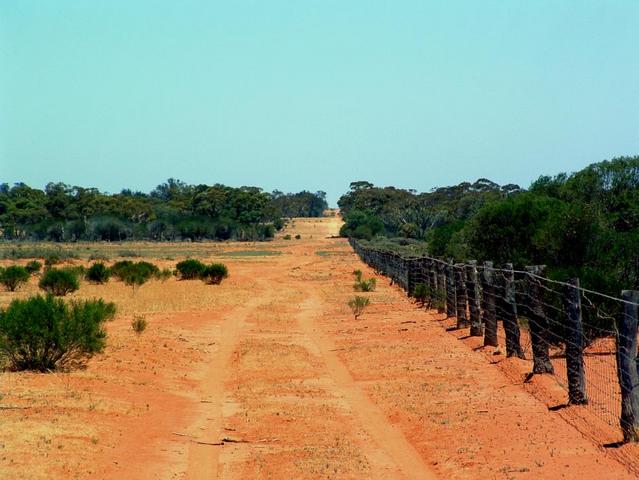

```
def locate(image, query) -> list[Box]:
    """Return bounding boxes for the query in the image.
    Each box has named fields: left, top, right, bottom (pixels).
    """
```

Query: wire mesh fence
left=350, top=238, right=639, bottom=467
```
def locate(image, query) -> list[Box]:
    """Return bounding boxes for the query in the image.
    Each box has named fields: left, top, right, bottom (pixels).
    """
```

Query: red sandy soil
left=0, top=217, right=636, bottom=479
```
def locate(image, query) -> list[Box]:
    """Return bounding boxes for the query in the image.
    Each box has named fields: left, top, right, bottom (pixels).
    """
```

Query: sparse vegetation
left=0, top=265, right=30, bottom=292
left=44, top=255, right=61, bottom=268
left=0, top=295, right=116, bottom=371
left=131, top=315, right=147, bottom=333
left=348, top=296, right=370, bottom=319
left=352, top=270, right=376, bottom=292
left=156, top=268, right=173, bottom=282
left=283, top=234, right=292, bottom=240
left=295, top=234, right=301, bottom=239
left=39, top=268, right=80, bottom=296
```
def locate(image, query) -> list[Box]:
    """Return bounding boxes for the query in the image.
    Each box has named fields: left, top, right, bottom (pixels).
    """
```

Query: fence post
left=563, top=278, right=588, bottom=405
left=616, top=290, right=639, bottom=442
left=501, top=263, right=524, bottom=358
left=437, top=262, right=446, bottom=313
left=454, top=266, right=468, bottom=328
left=525, top=265, right=554, bottom=374
left=481, top=261, right=498, bottom=347
left=446, top=262, right=456, bottom=317
left=466, top=261, right=483, bottom=336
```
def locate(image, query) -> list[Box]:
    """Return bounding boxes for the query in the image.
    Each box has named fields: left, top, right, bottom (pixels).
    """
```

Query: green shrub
left=411, top=283, right=431, bottom=306
left=283, top=234, right=292, bottom=240
left=131, top=315, right=147, bottom=333
left=86, top=262, right=111, bottom=284
left=110, top=260, right=134, bottom=279
left=25, top=260, right=43, bottom=275
left=352, top=269, right=363, bottom=281
left=201, top=263, right=229, bottom=285
left=38, top=268, right=80, bottom=296
left=354, top=277, right=377, bottom=292
left=348, top=296, right=370, bottom=319
left=135, top=261, right=160, bottom=278
left=0, top=266, right=30, bottom=292
left=295, top=234, right=301, bottom=240
left=111, top=261, right=158, bottom=289
left=176, top=259, right=206, bottom=280
left=0, top=295, right=115, bottom=371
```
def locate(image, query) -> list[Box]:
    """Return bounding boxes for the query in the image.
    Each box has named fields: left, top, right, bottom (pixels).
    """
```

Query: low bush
left=176, top=259, right=206, bottom=280
left=111, top=261, right=158, bottom=289
left=110, top=260, right=134, bottom=279
left=354, top=277, right=376, bottom=292
left=39, top=268, right=80, bottom=296
left=0, top=295, right=115, bottom=371
left=353, top=269, right=363, bottom=281
left=411, top=283, right=431, bottom=307
left=201, top=263, right=229, bottom=285
left=283, top=234, right=292, bottom=240
left=25, top=260, right=43, bottom=275
left=131, top=315, right=147, bottom=333
left=348, top=296, right=370, bottom=319
left=295, top=234, right=301, bottom=240
left=0, top=266, right=30, bottom=292
left=85, top=262, right=111, bottom=284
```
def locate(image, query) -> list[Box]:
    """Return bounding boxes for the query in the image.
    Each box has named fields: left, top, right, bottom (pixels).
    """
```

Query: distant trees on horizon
left=0, top=179, right=328, bottom=242
left=338, top=155, right=639, bottom=295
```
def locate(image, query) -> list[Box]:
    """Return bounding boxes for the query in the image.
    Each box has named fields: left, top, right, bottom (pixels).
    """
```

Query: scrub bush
left=85, top=262, right=111, bottom=284
left=0, top=295, right=116, bottom=371
left=39, top=268, right=80, bottom=296
left=0, top=266, right=30, bottom=292
left=176, top=259, right=206, bottom=280
left=200, top=263, right=229, bottom=285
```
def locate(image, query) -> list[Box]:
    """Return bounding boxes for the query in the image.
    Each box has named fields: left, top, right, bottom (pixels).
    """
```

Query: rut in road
left=185, top=249, right=436, bottom=479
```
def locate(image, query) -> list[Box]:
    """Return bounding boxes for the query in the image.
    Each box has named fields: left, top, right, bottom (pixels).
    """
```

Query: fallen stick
left=191, top=440, right=224, bottom=446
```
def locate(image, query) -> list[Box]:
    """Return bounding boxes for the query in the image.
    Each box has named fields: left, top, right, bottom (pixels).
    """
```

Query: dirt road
left=1, top=217, right=635, bottom=479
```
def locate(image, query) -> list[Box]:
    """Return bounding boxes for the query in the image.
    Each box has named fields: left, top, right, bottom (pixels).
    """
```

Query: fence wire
left=349, top=238, right=639, bottom=472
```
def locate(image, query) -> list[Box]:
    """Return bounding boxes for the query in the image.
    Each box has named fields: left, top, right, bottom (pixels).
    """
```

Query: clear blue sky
left=1, top=1, right=638, bottom=205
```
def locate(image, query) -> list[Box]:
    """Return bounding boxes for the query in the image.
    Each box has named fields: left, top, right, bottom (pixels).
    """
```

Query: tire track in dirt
left=185, top=297, right=259, bottom=479
left=296, top=291, right=437, bottom=480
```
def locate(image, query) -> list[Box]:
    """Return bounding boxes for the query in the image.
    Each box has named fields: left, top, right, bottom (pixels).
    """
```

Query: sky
left=1, top=1, right=638, bottom=206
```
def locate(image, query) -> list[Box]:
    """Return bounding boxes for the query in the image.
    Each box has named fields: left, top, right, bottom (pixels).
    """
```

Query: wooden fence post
left=437, top=262, right=446, bottom=313
left=427, top=259, right=437, bottom=305
left=446, top=262, right=456, bottom=317
left=466, top=261, right=483, bottom=336
left=501, top=263, right=524, bottom=358
left=525, top=265, right=554, bottom=374
left=482, top=261, right=498, bottom=347
left=455, top=266, right=468, bottom=328
left=616, top=290, right=639, bottom=442
left=563, top=278, right=588, bottom=405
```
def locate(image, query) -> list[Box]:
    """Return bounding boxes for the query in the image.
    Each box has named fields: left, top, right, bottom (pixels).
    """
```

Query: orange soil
left=0, top=217, right=635, bottom=479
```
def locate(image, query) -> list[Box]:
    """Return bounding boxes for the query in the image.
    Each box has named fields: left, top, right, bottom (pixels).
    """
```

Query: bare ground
left=0, top=217, right=635, bottom=479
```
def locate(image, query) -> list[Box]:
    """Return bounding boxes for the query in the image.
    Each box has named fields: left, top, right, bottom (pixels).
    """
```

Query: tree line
left=0, top=179, right=327, bottom=242
left=339, top=155, right=639, bottom=295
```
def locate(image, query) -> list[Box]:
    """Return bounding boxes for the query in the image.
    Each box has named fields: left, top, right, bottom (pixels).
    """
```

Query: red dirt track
left=0, top=217, right=635, bottom=479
